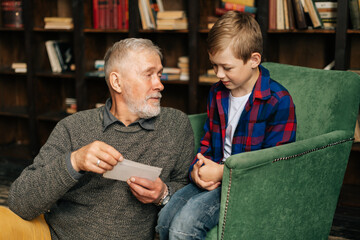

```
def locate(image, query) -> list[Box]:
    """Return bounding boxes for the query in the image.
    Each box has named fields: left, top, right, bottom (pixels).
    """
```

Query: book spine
left=349, top=0, right=360, bottom=29
left=93, top=0, right=99, bottom=29
left=98, top=0, right=107, bottom=29
left=268, top=0, right=277, bottom=29
left=45, top=41, right=61, bottom=73
left=286, top=0, right=296, bottom=29
left=124, top=0, right=129, bottom=29
left=1, top=0, right=23, bottom=28
left=53, top=41, right=66, bottom=72
left=292, top=0, right=308, bottom=29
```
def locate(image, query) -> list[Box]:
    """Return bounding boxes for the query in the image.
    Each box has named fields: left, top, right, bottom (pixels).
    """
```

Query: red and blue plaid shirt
left=190, top=65, right=297, bottom=175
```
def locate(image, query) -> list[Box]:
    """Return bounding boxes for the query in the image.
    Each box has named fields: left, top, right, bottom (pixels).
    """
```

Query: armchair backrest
left=262, top=62, right=360, bottom=141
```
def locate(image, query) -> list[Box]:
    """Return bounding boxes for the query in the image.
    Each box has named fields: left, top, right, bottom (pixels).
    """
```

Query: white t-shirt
left=222, top=92, right=251, bottom=162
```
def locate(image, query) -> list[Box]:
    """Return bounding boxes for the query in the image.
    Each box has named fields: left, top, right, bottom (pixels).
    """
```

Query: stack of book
left=92, top=0, right=129, bottom=29
left=215, top=0, right=257, bottom=16
left=199, top=69, right=219, bottom=84
left=11, top=62, right=27, bottom=73
left=65, top=98, right=77, bottom=114
left=85, top=60, right=105, bottom=77
left=45, top=40, right=75, bottom=73
left=177, top=56, right=189, bottom=81
left=44, top=17, right=73, bottom=30
left=156, top=11, right=187, bottom=30
left=161, top=67, right=181, bottom=81
left=269, top=0, right=330, bottom=30
left=314, top=0, right=337, bottom=29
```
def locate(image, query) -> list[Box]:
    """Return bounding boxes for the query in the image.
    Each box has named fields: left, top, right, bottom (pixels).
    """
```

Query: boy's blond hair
left=207, top=11, right=263, bottom=64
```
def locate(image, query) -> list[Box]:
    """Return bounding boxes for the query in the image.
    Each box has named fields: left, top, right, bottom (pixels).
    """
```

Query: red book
left=1, top=0, right=23, bottom=28
left=93, top=0, right=99, bottom=29
left=268, top=0, right=276, bottom=29
left=98, top=0, right=107, bottom=29
left=117, top=0, right=123, bottom=29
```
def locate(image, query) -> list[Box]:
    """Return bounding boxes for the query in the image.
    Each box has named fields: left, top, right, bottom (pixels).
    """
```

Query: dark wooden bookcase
left=0, top=0, right=359, bottom=205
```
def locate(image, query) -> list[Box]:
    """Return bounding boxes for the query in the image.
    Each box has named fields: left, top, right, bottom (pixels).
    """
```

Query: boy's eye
left=224, top=67, right=231, bottom=71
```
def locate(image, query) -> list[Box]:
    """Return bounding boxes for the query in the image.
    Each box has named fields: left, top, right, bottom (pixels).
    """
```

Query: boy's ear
left=109, top=72, right=122, bottom=94
left=250, top=52, right=261, bottom=68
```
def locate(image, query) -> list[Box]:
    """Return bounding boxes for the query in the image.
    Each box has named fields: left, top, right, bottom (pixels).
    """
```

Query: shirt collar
left=102, top=98, right=155, bottom=132
left=252, top=65, right=271, bottom=101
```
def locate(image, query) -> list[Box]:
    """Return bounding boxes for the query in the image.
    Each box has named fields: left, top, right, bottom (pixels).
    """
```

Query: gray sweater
left=8, top=106, right=194, bottom=239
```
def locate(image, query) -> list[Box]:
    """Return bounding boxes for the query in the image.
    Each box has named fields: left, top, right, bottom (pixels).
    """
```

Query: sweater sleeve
left=165, top=111, right=195, bottom=193
left=8, top=120, right=79, bottom=220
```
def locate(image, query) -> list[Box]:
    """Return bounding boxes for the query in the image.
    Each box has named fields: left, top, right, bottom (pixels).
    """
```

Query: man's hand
left=70, top=141, right=123, bottom=174
left=191, top=153, right=221, bottom=191
left=127, top=177, right=166, bottom=204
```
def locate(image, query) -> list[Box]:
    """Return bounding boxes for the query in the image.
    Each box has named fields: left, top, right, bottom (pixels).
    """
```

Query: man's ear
left=250, top=52, right=261, bottom=68
left=109, top=72, right=122, bottom=94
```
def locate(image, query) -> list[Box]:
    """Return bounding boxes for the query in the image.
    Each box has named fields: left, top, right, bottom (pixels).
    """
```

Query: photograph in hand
left=103, top=159, right=162, bottom=181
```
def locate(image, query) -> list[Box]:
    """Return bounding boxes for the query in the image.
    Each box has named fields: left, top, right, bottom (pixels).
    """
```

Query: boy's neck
left=231, top=67, right=260, bottom=97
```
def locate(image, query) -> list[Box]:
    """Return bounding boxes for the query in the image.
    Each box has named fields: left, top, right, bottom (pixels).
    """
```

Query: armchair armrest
left=218, top=130, right=354, bottom=240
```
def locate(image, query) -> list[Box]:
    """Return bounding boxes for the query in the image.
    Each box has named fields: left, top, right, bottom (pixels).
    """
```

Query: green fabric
left=188, top=113, right=206, bottom=154
left=189, top=63, right=360, bottom=240
left=262, top=62, right=360, bottom=141
left=219, top=130, right=353, bottom=239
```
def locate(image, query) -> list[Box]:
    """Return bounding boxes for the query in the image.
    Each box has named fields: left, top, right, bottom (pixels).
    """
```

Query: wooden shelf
left=267, top=29, right=336, bottom=34
left=83, top=28, right=129, bottom=33
left=0, top=106, right=29, bottom=118
left=37, top=111, right=70, bottom=122
left=0, top=143, right=33, bottom=162
left=35, top=71, right=75, bottom=79
left=352, top=143, right=360, bottom=152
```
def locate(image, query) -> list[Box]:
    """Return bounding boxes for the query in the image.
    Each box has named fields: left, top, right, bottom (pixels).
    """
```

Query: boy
left=156, top=11, right=296, bottom=240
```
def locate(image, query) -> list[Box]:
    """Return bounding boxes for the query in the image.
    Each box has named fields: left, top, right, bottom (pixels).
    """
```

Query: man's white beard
left=123, top=91, right=162, bottom=119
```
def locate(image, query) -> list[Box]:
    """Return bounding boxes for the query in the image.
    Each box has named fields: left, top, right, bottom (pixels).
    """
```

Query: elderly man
left=2, top=38, right=194, bottom=239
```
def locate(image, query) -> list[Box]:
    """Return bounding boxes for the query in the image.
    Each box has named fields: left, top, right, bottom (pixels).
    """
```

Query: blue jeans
left=156, top=183, right=221, bottom=240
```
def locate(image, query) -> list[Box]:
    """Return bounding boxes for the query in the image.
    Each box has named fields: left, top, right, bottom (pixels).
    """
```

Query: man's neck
left=110, top=97, right=139, bottom=126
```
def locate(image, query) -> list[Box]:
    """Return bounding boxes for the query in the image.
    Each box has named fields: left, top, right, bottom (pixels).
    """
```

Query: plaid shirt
left=190, top=65, right=297, bottom=174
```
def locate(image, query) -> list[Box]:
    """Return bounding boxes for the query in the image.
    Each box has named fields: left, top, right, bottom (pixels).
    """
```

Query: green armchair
left=188, top=62, right=360, bottom=240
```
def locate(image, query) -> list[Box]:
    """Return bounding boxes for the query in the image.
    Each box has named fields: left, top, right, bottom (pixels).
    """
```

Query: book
left=304, top=0, right=323, bottom=28
left=1, top=0, right=23, bottom=28
left=162, top=67, right=181, bottom=74
left=44, top=17, right=73, bottom=29
left=199, top=74, right=219, bottom=84
left=45, top=40, right=62, bottom=73
left=11, top=62, right=27, bottom=73
left=93, top=0, right=99, bottom=29
left=286, top=0, right=296, bottom=29
left=349, top=0, right=360, bottom=29
left=314, top=0, right=337, bottom=29
left=156, top=11, right=187, bottom=30
left=53, top=41, right=75, bottom=72
left=160, top=73, right=180, bottom=80
left=220, top=2, right=257, bottom=13
left=221, top=0, right=255, bottom=7
left=156, top=18, right=187, bottom=30
left=292, top=0, right=308, bottom=29
left=139, top=0, right=155, bottom=29
left=268, top=0, right=277, bottom=29
left=276, top=0, right=285, bottom=29
left=156, top=10, right=185, bottom=20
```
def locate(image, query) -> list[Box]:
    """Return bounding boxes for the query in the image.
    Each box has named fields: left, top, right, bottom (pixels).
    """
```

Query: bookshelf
left=0, top=1, right=359, bottom=205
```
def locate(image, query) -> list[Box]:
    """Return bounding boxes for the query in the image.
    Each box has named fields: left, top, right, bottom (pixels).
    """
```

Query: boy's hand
left=191, top=153, right=222, bottom=191
left=197, top=153, right=224, bottom=183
